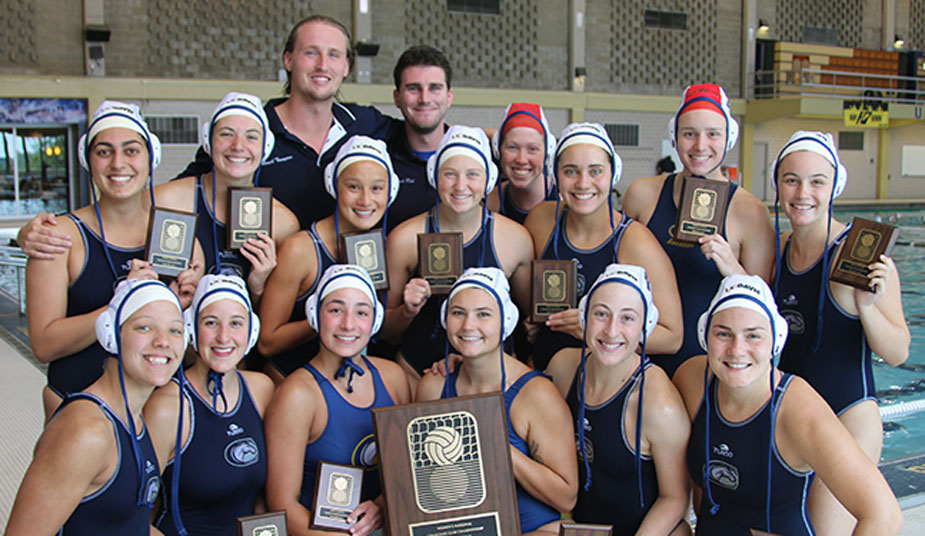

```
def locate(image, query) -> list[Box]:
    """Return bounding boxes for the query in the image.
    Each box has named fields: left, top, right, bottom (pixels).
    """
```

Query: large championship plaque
left=341, top=230, right=388, bottom=290
left=145, top=207, right=197, bottom=279
left=237, top=511, right=287, bottom=536
left=672, top=175, right=731, bottom=246
left=228, top=187, right=273, bottom=250
left=372, top=392, right=521, bottom=536
left=530, top=259, right=578, bottom=323
left=417, top=232, right=463, bottom=295
left=559, top=523, right=613, bottom=536
left=830, top=217, right=899, bottom=290
left=310, top=462, right=364, bottom=531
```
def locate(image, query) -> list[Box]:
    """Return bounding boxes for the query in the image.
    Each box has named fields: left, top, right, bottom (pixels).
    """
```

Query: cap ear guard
left=769, top=131, right=847, bottom=199
left=305, top=265, right=385, bottom=336
left=696, top=275, right=789, bottom=356
left=427, top=126, right=500, bottom=194
left=324, top=136, right=401, bottom=206
left=577, top=264, right=659, bottom=337
left=439, top=267, right=519, bottom=340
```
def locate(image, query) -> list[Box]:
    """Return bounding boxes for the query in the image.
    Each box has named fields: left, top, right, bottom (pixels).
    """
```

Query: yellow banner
left=843, top=100, right=889, bottom=127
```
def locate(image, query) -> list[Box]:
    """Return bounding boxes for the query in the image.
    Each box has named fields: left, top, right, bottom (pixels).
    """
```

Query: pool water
left=777, top=208, right=925, bottom=462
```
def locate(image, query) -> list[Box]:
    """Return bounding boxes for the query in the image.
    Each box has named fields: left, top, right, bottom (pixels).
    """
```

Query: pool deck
left=0, top=298, right=924, bottom=532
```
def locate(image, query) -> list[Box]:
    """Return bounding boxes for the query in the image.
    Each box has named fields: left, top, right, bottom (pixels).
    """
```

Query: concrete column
left=877, top=127, right=890, bottom=198
left=883, top=0, right=895, bottom=50
left=353, top=0, right=373, bottom=84
left=741, top=0, right=757, bottom=99
left=568, top=0, right=586, bottom=122
left=740, top=122, right=754, bottom=192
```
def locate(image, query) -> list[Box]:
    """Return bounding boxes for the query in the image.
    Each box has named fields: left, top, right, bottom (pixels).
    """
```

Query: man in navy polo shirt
left=174, top=15, right=392, bottom=229
left=384, top=46, right=453, bottom=230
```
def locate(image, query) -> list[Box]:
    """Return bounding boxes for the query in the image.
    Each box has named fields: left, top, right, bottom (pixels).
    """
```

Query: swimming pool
left=776, top=207, right=925, bottom=462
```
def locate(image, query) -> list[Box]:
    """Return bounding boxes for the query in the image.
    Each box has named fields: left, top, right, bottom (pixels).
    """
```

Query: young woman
left=546, top=264, right=691, bottom=535
left=7, top=279, right=187, bottom=535
left=673, top=275, right=902, bottom=535
left=264, top=264, right=412, bottom=536
left=416, top=267, right=578, bottom=535
left=155, top=92, right=299, bottom=300
left=622, top=84, right=775, bottom=377
left=144, top=274, right=275, bottom=535
left=524, top=122, right=682, bottom=370
left=25, top=101, right=201, bottom=419
left=258, top=135, right=399, bottom=381
left=382, top=125, right=534, bottom=383
left=771, top=131, right=910, bottom=534
left=486, top=102, right=558, bottom=224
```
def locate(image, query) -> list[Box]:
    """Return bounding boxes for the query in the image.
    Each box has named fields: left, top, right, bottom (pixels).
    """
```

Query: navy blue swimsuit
left=646, top=174, right=738, bottom=377
left=299, top=357, right=394, bottom=506
left=497, top=181, right=558, bottom=225
left=443, top=369, right=561, bottom=533
left=194, top=175, right=251, bottom=279
left=156, top=372, right=266, bottom=536
left=533, top=207, right=632, bottom=370
left=566, top=362, right=659, bottom=532
left=51, top=215, right=143, bottom=397
left=57, top=393, right=161, bottom=536
left=400, top=210, right=502, bottom=374
left=776, top=228, right=875, bottom=415
left=687, top=374, right=814, bottom=535
left=267, top=224, right=336, bottom=376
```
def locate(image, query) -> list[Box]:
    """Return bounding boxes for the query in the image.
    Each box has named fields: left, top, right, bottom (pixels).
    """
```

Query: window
left=447, top=0, right=500, bottom=15
left=803, top=26, right=838, bottom=46
left=1, top=127, right=70, bottom=218
left=644, top=9, right=687, bottom=30
left=144, top=115, right=199, bottom=144
left=838, top=131, right=864, bottom=151
left=604, top=123, right=640, bottom=147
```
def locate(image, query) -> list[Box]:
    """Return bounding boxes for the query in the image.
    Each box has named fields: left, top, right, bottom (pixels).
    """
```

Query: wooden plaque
left=310, top=462, right=364, bottom=531
left=417, top=232, right=463, bottom=295
left=145, top=207, right=197, bottom=279
left=341, top=230, right=388, bottom=290
left=559, top=523, right=614, bottom=536
left=830, top=217, right=899, bottom=290
left=228, top=187, right=273, bottom=250
left=672, top=175, right=731, bottom=246
left=237, top=511, right=287, bottom=536
left=530, top=259, right=578, bottom=323
left=372, top=392, right=521, bottom=536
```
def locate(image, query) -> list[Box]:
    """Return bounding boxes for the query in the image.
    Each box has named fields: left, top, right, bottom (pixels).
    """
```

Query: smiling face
left=585, top=283, right=645, bottom=366
left=706, top=306, right=773, bottom=389
left=445, top=288, right=502, bottom=360
left=88, top=127, right=150, bottom=200
left=283, top=20, right=351, bottom=102
left=777, top=150, right=836, bottom=229
left=336, top=160, right=389, bottom=230
left=394, top=65, right=452, bottom=135
left=676, top=109, right=727, bottom=177
left=119, top=301, right=185, bottom=388
left=500, top=127, right=545, bottom=191
left=437, top=154, right=487, bottom=215
left=211, top=114, right=263, bottom=183
left=197, top=299, right=250, bottom=374
left=317, top=287, right=375, bottom=358
left=557, top=144, right=612, bottom=215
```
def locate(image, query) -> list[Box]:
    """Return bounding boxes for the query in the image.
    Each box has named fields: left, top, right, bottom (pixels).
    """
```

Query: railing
left=0, top=245, right=27, bottom=314
left=752, top=68, right=925, bottom=104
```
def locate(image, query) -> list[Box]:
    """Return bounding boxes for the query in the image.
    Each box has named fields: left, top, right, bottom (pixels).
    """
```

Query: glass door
left=0, top=126, right=70, bottom=218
